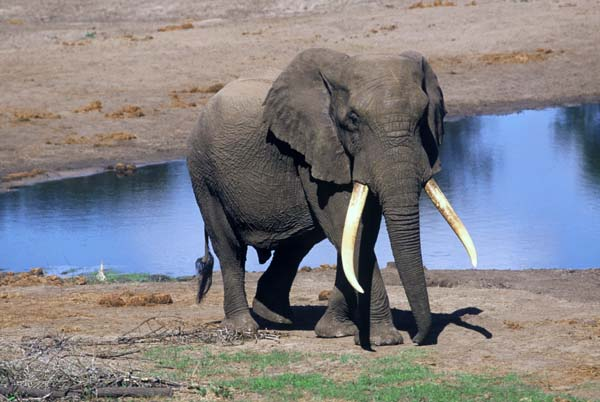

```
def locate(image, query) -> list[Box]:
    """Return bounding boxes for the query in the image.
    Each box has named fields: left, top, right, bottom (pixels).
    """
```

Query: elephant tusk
left=341, top=182, right=369, bottom=294
left=424, top=179, right=478, bottom=268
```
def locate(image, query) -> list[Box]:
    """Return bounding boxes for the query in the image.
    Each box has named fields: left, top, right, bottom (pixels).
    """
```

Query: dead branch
left=0, top=384, right=173, bottom=399
left=81, top=349, right=140, bottom=359
left=0, top=318, right=283, bottom=400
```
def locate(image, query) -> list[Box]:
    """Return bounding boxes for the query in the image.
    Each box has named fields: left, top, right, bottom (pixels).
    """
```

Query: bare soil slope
left=1, top=0, right=600, bottom=188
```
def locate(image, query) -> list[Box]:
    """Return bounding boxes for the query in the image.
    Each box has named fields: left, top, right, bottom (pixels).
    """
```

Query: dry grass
left=167, top=83, right=223, bottom=108
left=298, top=264, right=336, bottom=273
left=73, top=100, right=102, bottom=113
left=182, top=83, right=225, bottom=94
left=1, top=169, right=46, bottom=182
left=503, top=320, right=525, bottom=330
left=98, top=292, right=173, bottom=307
left=242, top=29, right=264, bottom=36
left=538, top=363, right=600, bottom=389
left=121, top=34, right=153, bottom=42
left=480, top=48, right=557, bottom=65
left=109, top=162, right=138, bottom=176
left=12, top=110, right=60, bottom=121
left=169, top=93, right=197, bottom=108
left=369, top=24, right=397, bottom=34
left=54, top=131, right=137, bottom=147
left=104, top=104, right=144, bottom=119
left=90, top=131, right=137, bottom=146
left=61, top=39, right=91, bottom=46
left=566, top=365, right=600, bottom=381
left=408, top=0, right=456, bottom=9
left=318, top=290, right=331, bottom=301
left=0, top=268, right=86, bottom=286
left=379, top=24, right=398, bottom=31
left=157, top=22, right=193, bottom=32
left=7, top=19, right=25, bottom=25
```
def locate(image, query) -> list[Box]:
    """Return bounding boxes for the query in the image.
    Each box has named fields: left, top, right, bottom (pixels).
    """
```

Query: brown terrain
left=1, top=0, right=600, bottom=188
left=1, top=268, right=599, bottom=399
left=1, top=0, right=599, bottom=399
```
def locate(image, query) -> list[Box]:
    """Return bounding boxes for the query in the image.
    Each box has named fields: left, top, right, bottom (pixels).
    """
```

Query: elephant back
left=188, top=76, right=275, bottom=167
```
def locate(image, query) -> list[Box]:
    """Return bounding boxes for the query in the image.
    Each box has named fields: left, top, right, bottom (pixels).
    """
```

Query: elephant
left=187, top=48, right=476, bottom=346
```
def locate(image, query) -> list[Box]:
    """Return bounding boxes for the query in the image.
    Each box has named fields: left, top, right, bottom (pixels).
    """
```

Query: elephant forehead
left=344, top=60, right=426, bottom=114
left=344, top=58, right=424, bottom=106
left=344, top=55, right=422, bottom=87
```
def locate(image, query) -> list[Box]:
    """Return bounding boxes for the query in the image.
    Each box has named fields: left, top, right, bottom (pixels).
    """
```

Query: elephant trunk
left=380, top=174, right=431, bottom=344
left=340, top=162, right=431, bottom=343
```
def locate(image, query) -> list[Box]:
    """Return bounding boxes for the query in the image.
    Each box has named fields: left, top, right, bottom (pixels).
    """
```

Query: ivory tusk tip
left=341, top=182, right=369, bottom=294
left=425, top=178, right=479, bottom=271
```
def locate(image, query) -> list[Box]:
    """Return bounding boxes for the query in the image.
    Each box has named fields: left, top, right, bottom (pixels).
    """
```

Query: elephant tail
left=195, top=229, right=214, bottom=303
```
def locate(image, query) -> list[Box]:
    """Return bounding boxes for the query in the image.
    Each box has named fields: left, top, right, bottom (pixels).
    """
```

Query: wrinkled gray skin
left=187, top=48, right=446, bottom=346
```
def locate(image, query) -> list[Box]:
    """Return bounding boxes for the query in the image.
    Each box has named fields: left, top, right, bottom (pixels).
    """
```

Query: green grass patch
left=84, top=270, right=177, bottom=284
left=143, top=346, right=305, bottom=383
left=143, top=346, right=581, bottom=401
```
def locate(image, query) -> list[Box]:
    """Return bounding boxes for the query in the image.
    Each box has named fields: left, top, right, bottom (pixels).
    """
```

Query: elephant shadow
left=253, top=305, right=492, bottom=346
left=391, top=306, right=493, bottom=345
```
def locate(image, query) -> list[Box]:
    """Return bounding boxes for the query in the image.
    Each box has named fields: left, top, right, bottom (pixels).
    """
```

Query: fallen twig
left=0, top=384, right=173, bottom=399
left=82, top=349, right=140, bottom=359
left=0, top=318, right=282, bottom=400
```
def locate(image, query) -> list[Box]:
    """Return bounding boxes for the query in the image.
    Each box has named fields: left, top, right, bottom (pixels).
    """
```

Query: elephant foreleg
left=316, top=247, right=402, bottom=346
left=313, top=191, right=402, bottom=346
left=314, top=253, right=360, bottom=338
left=356, top=260, right=403, bottom=346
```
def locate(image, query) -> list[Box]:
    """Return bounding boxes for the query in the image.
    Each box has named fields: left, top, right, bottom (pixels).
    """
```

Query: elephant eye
left=344, top=111, right=360, bottom=131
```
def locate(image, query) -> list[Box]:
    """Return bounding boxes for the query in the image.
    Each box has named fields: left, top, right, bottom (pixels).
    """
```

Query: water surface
left=1, top=104, right=599, bottom=275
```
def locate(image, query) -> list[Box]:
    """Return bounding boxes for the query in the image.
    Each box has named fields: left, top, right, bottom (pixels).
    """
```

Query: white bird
left=96, top=261, right=106, bottom=282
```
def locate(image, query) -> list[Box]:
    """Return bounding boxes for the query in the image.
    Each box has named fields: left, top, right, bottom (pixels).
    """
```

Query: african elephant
left=187, top=48, right=476, bottom=346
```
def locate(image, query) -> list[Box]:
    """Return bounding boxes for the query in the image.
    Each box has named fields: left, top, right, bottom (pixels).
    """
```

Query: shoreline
left=3, top=95, right=598, bottom=193
left=0, top=159, right=184, bottom=193
left=3, top=266, right=599, bottom=277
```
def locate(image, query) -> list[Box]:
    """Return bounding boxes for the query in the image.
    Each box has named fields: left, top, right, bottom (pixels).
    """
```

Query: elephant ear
left=263, top=48, right=352, bottom=185
left=401, top=51, right=447, bottom=175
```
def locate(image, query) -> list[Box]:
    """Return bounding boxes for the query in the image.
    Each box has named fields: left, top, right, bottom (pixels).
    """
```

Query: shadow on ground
left=253, top=305, right=492, bottom=346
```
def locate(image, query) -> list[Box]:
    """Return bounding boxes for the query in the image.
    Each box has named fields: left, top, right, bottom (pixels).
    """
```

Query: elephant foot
left=315, top=312, right=357, bottom=338
left=221, top=310, right=259, bottom=334
left=354, top=321, right=404, bottom=346
left=252, top=298, right=293, bottom=325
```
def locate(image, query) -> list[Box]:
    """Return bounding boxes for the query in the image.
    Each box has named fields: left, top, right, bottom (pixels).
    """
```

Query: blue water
left=1, top=104, right=599, bottom=275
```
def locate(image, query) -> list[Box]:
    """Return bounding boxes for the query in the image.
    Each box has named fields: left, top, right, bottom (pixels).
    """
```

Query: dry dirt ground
left=1, top=0, right=600, bottom=188
left=1, top=269, right=599, bottom=399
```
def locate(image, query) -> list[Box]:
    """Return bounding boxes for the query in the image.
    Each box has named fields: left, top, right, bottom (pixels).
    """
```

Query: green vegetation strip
left=83, top=270, right=185, bottom=284
left=143, top=346, right=580, bottom=401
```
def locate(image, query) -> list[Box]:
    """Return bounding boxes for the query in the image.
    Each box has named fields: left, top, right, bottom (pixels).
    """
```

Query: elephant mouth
left=341, top=179, right=477, bottom=293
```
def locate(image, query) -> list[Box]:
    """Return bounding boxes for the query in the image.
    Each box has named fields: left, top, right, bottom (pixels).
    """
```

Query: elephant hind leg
left=253, top=232, right=322, bottom=325
left=192, top=183, right=258, bottom=333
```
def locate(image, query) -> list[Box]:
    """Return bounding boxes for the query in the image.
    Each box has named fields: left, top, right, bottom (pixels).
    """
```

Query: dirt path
left=1, top=0, right=600, bottom=189
left=1, top=269, right=599, bottom=399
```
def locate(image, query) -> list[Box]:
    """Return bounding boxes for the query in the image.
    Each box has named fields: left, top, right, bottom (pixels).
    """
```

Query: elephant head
left=263, top=48, right=476, bottom=343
